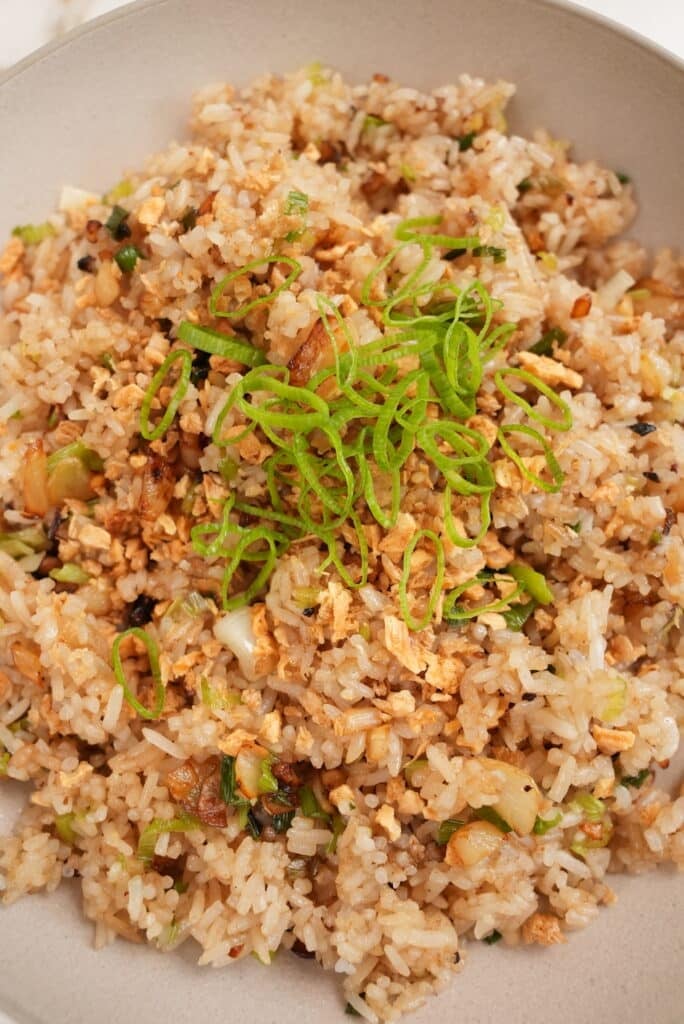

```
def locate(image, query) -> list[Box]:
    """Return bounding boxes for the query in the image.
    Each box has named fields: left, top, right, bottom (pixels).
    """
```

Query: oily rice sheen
left=0, top=66, right=683, bottom=1022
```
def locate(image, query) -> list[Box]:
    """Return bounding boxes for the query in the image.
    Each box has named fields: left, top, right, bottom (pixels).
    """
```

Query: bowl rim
left=0, top=0, right=682, bottom=92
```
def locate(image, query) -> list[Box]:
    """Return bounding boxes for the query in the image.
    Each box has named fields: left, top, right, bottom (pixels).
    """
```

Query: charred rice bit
left=0, top=65, right=683, bottom=1023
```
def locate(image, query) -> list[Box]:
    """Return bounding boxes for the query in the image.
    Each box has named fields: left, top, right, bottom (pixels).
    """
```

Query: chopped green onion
left=299, top=785, right=331, bottom=822
left=533, top=812, right=562, bottom=835
left=139, top=348, right=192, bottom=442
left=345, top=1003, right=362, bottom=1017
left=497, top=424, right=565, bottom=493
left=363, top=114, right=389, bottom=130
left=326, top=814, right=346, bottom=853
left=55, top=812, right=78, bottom=845
left=570, top=793, right=605, bottom=822
left=12, top=222, right=56, bottom=245
left=0, top=526, right=49, bottom=560
left=501, top=600, right=537, bottom=631
left=400, top=164, right=417, bottom=183
left=114, top=244, right=143, bottom=273
left=403, top=758, right=429, bottom=785
left=495, top=368, right=572, bottom=432
left=620, top=769, right=650, bottom=789
left=305, top=61, right=326, bottom=86
left=172, top=879, right=189, bottom=894
left=436, top=819, right=465, bottom=844
left=200, top=677, right=241, bottom=710
left=46, top=440, right=103, bottom=474
left=105, top=205, right=130, bottom=239
left=0, top=751, right=10, bottom=776
left=483, top=930, right=502, bottom=945
left=219, top=755, right=243, bottom=807
left=284, top=190, right=309, bottom=215
left=443, top=572, right=524, bottom=624
left=600, top=676, right=627, bottom=723
left=517, top=178, right=533, bottom=194
left=616, top=171, right=631, bottom=184
left=177, top=320, right=267, bottom=367
left=49, top=563, right=91, bottom=585
left=507, top=564, right=554, bottom=605
left=101, top=352, right=116, bottom=372
left=529, top=326, right=568, bottom=357
left=458, top=131, right=476, bottom=151
left=138, top=813, right=200, bottom=865
left=474, top=806, right=512, bottom=833
left=271, top=811, right=295, bottom=834
left=217, top=456, right=239, bottom=483
left=258, top=757, right=279, bottom=795
left=399, top=529, right=445, bottom=632
left=104, top=179, right=134, bottom=204
left=209, top=255, right=302, bottom=321
left=111, top=627, right=165, bottom=720
left=570, top=818, right=613, bottom=858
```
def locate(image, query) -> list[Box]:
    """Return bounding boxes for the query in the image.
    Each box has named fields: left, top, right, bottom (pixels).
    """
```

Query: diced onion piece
left=22, top=441, right=50, bottom=517
left=234, top=745, right=267, bottom=799
left=214, top=607, right=259, bottom=680
left=445, top=821, right=504, bottom=868
left=479, top=758, right=543, bottom=836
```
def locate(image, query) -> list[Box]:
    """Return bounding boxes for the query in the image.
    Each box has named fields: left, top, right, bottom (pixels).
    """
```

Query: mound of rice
left=0, top=65, right=682, bottom=1022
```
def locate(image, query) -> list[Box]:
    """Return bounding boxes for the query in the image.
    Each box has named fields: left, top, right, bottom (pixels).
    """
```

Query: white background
left=0, top=1, right=680, bottom=1023
left=0, top=0, right=682, bottom=65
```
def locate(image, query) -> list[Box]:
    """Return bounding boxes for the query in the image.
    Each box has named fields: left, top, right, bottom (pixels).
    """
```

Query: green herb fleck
left=483, top=930, right=502, bottom=945
left=284, top=190, right=309, bottom=215
left=104, top=179, right=134, bottom=204
left=363, top=114, right=389, bottom=131
left=172, top=878, right=189, bottom=894
left=0, top=751, right=9, bottom=776
left=345, top=1004, right=362, bottom=1017
left=570, top=793, right=605, bottom=822
left=458, top=131, right=476, bottom=152
left=299, top=785, right=331, bottom=822
left=49, top=563, right=91, bottom=585
left=55, top=812, right=78, bottom=845
left=436, top=819, right=465, bottom=844
left=501, top=600, right=537, bottom=631
left=115, top=245, right=143, bottom=274
left=533, top=812, right=562, bottom=835
left=105, top=205, right=131, bottom=240
left=620, top=768, right=650, bottom=789
left=474, top=806, right=512, bottom=833
left=529, top=326, right=568, bottom=357
left=12, top=222, right=56, bottom=245
left=101, top=352, right=116, bottom=372
left=616, top=171, right=631, bottom=184
left=517, top=177, right=533, bottom=194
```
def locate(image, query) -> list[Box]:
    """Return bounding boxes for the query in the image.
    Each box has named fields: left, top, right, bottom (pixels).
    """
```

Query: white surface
left=0, top=2, right=682, bottom=1024
left=0, top=0, right=682, bottom=64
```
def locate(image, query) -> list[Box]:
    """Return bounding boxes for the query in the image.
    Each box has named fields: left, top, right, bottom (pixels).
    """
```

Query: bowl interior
left=0, top=2, right=682, bottom=1023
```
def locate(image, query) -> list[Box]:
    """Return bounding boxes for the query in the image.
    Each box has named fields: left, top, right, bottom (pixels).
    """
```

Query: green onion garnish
left=115, top=245, right=143, bottom=273
left=483, top=930, right=502, bottom=945
left=616, top=171, right=631, bottom=184
left=399, top=529, right=445, bottom=632
left=105, top=205, right=130, bottom=240
left=55, top=812, right=78, bottom=845
left=507, top=564, right=554, bottom=605
left=12, top=222, right=56, bottom=245
left=104, top=179, right=134, bottom=204
left=0, top=526, right=48, bottom=560
left=501, top=600, right=537, bottom=631
left=570, top=793, right=605, bottom=822
left=0, top=752, right=10, bottom=776
left=139, top=348, right=192, bottom=442
left=620, top=769, right=650, bottom=789
left=363, top=114, right=389, bottom=130
left=458, top=131, right=476, bottom=151
left=533, top=812, right=562, bottom=835
left=49, top=563, right=91, bottom=585
left=529, top=326, right=568, bottom=357
left=284, top=190, right=309, bottom=215
left=138, top=813, right=200, bottom=865
left=517, top=178, right=533, bottom=194
left=436, top=819, right=465, bottom=844
left=46, top=440, right=104, bottom=474
left=298, top=785, right=330, bottom=822
left=258, top=757, right=279, bottom=795
left=111, top=627, right=165, bottom=720
left=177, top=320, right=267, bottom=367
left=181, top=207, right=198, bottom=232
left=209, top=255, right=302, bottom=321
left=474, top=806, right=512, bottom=833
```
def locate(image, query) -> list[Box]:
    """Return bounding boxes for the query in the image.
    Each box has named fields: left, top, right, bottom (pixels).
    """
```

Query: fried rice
left=0, top=65, right=682, bottom=1022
